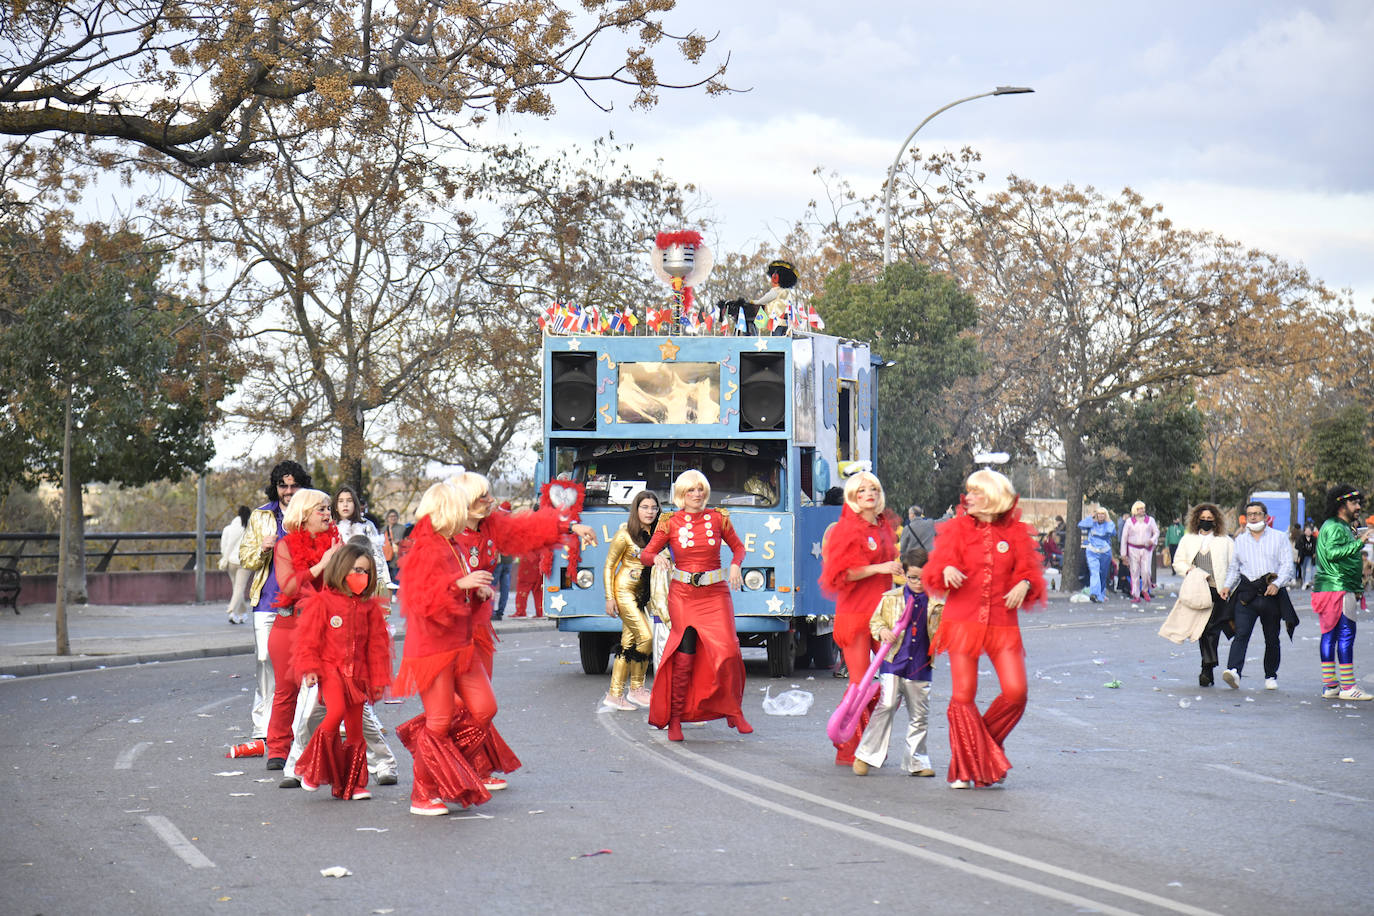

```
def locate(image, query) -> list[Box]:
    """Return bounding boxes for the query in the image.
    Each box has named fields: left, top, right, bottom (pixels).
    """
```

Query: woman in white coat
left=1171, top=503, right=1233, bottom=687
left=219, top=506, right=253, bottom=624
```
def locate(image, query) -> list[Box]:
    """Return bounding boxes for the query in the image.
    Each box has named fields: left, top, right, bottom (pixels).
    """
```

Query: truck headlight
left=575, top=568, right=595, bottom=589
left=743, top=568, right=767, bottom=591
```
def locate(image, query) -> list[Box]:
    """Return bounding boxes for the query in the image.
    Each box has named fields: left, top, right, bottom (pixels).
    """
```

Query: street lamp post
left=881, top=86, right=1033, bottom=267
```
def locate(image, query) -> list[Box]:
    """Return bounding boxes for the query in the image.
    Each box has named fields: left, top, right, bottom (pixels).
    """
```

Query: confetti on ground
left=574, top=849, right=613, bottom=859
left=320, top=866, right=352, bottom=878
left=214, top=771, right=245, bottom=777
left=229, top=792, right=254, bottom=797
left=356, top=827, right=388, bottom=833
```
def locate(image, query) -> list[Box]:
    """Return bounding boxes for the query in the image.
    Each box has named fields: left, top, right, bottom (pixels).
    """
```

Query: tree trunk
left=339, top=405, right=367, bottom=506
left=55, top=388, right=72, bottom=655
left=1061, top=429, right=1086, bottom=594
left=63, top=468, right=87, bottom=605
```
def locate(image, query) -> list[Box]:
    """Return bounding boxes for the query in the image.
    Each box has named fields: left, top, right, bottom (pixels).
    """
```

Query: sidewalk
left=0, top=600, right=557, bottom=678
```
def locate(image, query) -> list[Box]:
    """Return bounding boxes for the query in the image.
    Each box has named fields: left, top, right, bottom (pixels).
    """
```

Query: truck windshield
left=574, top=444, right=783, bottom=509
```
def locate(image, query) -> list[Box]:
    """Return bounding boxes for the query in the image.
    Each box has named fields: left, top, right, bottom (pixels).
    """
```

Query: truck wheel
left=766, top=632, right=795, bottom=678
left=579, top=633, right=612, bottom=675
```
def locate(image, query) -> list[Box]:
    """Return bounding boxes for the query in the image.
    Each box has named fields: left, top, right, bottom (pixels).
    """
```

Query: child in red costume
left=267, top=489, right=340, bottom=767
left=922, top=469, right=1045, bottom=789
left=819, top=471, right=902, bottom=765
left=292, top=542, right=392, bottom=800
left=641, top=469, right=752, bottom=741
left=447, top=472, right=596, bottom=787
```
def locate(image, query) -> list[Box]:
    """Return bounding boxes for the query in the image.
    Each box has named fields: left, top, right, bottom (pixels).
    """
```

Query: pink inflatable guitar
left=825, top=602, right=912, bottom=745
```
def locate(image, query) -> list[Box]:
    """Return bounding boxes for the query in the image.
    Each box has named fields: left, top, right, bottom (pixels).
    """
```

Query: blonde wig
left=416, top=481, right=467, bottom=536
left=842, top=471, right=887, bottom=516
left=672, top=469, right=712, bottom=506
left=282, top=488, right=330, bottom=533
left=965, top=469, right=1015, bottom=518
left=450, top=471, right=492, bottom=508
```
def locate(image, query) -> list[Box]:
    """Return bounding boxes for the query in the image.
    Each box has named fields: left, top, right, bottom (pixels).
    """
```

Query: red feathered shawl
left=922, top=499, right=1047, bottom=631
left=819, top=505, right=898, bottom=600
left=273, top=525, right=340, bottom=608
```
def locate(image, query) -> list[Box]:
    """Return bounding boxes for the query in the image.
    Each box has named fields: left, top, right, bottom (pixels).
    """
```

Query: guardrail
left=0, top=532, right=222, bottom=575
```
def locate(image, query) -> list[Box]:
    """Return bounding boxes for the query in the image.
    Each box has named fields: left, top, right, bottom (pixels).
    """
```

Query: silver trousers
left=282, top=683, right=397, bottom=779
left=855, top=674, right=931, bottom=772
left=250, top=611, right=275, bottom=739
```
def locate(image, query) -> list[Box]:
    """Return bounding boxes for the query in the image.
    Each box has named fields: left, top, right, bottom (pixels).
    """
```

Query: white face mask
left=1247, top=521, right=1266, bottom=532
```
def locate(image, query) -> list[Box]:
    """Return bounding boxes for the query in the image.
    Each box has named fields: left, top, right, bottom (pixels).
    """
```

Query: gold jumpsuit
left=603, top=524, right=658, bottom=697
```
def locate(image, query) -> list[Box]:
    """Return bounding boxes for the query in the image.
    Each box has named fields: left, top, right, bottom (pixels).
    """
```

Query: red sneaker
left=410, top=798, right=448, bottom=816
left=483, top=777, right=508, bottom=791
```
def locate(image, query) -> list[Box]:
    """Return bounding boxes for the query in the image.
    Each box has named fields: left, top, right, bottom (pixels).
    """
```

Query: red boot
left=667, top=652, right=695, bottom=742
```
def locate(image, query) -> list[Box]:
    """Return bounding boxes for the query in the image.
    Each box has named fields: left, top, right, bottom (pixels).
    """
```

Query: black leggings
left=678, top=626, right=698, bottom=655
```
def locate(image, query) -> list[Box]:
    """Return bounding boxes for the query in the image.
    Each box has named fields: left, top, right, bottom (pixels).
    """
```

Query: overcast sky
left=488, top=0, right=1373, bottom=308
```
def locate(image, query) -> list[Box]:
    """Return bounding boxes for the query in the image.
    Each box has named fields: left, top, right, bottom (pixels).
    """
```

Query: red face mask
left=345, top=573, right=370, bottom=596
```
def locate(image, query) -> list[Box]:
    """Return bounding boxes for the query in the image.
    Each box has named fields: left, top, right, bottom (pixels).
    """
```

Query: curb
left=0, top=643, right=255, bottom=679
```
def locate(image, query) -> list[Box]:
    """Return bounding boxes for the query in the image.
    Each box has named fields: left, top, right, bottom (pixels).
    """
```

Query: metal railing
left=0, top=532, right=222, bottom=575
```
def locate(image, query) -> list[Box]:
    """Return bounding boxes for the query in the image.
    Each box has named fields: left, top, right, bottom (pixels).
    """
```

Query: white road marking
left=1205, top=764, right=1371, bottom=804
left=602, top=714, right=1219, bottom=916
left=191, top=694, right=245, bottom=716
left=142, top=815, right=215, bottom=868
left=114, top=741, right=153, bottom=770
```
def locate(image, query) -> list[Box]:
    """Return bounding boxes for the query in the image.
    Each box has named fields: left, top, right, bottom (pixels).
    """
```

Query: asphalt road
left=2, top=603, right=1371, bottom=915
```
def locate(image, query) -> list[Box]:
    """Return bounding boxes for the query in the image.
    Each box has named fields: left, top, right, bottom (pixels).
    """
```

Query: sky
left=483, top=0, right=1374, bottom=309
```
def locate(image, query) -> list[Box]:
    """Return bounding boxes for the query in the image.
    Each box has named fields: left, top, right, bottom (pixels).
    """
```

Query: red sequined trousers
left=295, top=671, right=369, bottom=799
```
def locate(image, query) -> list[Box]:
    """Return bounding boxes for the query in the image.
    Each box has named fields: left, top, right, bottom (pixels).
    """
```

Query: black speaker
left=739, top=352, right=785, bottom=431
left=551, top=352, right=596, bottom=430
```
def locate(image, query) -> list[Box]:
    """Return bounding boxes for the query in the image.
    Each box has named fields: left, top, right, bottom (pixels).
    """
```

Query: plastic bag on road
left=761, top=687, right=814, bottom=716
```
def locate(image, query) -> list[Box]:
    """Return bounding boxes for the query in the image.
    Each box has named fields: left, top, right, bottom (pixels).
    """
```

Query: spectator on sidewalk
left=1164, top=516, right=1185, bottom=568
left=899, top=504, right=937, bottom=555
left=1121, top=501, right=1159, bottom=603
left=1079, top=508, right=1114, bottom=603
left=1297, top=522, right=1318, bottom=588
left=219, top=506, right=252, bottom=624
left=382, top=509, right=405, bottom=584
left=1219, top=500, right=1298, bottom=691
left=492, top=501, right=514, bottom=620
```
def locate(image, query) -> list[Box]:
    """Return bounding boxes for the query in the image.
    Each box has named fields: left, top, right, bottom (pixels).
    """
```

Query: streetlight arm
left=882, top=86, right=1033, bottom=266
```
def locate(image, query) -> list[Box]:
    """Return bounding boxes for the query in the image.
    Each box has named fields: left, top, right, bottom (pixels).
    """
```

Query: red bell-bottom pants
left=945, top=646, right=1027, bottom=786
left=265, top=615, right=300, bottom=760
left=295, top=671, right=368, bottom=798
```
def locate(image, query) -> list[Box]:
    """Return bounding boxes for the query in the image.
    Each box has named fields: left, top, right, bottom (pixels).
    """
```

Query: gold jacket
left=604, top=522, right=669, bottom=623
left=238, top=506, right=280, bottom=608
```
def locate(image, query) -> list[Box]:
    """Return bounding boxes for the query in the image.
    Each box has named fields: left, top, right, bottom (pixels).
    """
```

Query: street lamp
left=881, top=86, right=1033, bottom=266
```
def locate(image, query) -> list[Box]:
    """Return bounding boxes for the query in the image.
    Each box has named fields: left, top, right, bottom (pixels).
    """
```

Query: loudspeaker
left=551, top=352, right=596, bottom=430
left=739, top=353, right=785, bottom=431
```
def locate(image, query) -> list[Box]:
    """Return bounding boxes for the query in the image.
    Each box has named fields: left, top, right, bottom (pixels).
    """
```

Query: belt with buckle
left=671, top=568, right=726, bottom=587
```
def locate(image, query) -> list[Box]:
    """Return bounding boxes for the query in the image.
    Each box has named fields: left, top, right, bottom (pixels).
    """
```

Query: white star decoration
left=753, top=337, right=769, bottom=351
left=566, top=338, right=581, bottom=350
left=764, top=515, right=782, bottom=533
left=766, top=595, right=785, bottom=614
left=810, top=541, right=823, bottom=559
left=550, top=594, right=567, bottom=611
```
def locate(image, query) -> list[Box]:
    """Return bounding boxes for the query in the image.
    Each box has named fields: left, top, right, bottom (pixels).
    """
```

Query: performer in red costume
left=391, top=482, right=497, bottom=815
left=923, top=468, right=1045, bottom=789
left=819, top=471, right=902, bottom=765
left=292, top=542, right=392, bottom=800
left=511, top=546, right=549, bottom=618
left=266, top=489, right=340, bottom=768
left=447, top=472, right=597, bottom=788
left=641, top=469, right=752, bottom=741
